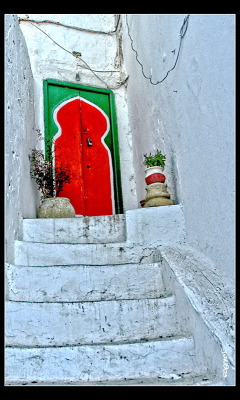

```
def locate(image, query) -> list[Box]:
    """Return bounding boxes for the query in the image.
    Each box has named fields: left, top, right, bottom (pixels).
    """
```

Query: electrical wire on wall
left=18, top=15, right=121, bottom=35
left=18, top=16, right=128, bottom=90
left=126, top=14, right=190, bottom=85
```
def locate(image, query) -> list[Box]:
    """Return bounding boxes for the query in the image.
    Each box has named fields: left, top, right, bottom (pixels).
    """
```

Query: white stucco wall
left=8, top=13, right=235, bottom=279
left=17, top=14, right=138, bottom=212
left=5, top=14, right=39, bottom=263
left=122, top=14, right=235, bottom=279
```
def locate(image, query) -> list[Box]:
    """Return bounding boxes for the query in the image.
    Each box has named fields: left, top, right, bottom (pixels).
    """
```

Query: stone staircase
left=5, top=208, right=230, bottom=385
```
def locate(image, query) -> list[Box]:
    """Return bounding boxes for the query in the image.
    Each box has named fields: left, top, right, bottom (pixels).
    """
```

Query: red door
left=52, top=96, right=115, bottom=216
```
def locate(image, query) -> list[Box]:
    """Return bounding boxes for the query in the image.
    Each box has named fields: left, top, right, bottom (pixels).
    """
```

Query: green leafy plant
left=143, top=149, right=166, bottom=168
left=29, top=130, right=72, bottom=199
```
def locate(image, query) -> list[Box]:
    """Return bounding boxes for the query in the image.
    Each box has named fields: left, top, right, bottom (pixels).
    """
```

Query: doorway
left=43, top=79, right=123, bottom=216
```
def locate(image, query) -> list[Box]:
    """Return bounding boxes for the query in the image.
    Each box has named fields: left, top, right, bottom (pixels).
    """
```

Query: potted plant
left=29, top=134, right=76, bottom=218
left=142, top=149, right=174, bottom=207
left=143, top=149, right=166, bottom=185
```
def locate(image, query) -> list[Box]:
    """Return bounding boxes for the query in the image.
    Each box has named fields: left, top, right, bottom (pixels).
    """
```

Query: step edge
left=6, top=296, right=179, bottom=346
left=6, top=293, right=174, bottom=305
left=22, top=215, right=127, bottom=243
left=5, top=334, right=194, bottom=349
left=7, top=261, right=163, bottom=268
left=5, top=372, right=220, bottom=386
left=13, top=241, right=161, bottom=266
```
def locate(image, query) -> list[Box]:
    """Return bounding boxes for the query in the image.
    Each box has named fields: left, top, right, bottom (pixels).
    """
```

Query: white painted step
left=22, top=215, right=126, bottom=244
left=5, top=336, right=197, bottom=383
left=6, top=295, right=178, bottom=346
left=6, top=263, right=166, bottom=302
left=14, top=240, right=162, bottom=266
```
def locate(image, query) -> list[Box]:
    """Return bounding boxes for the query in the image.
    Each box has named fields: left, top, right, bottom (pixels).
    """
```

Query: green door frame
left=43, top=79, right=123, bottom=214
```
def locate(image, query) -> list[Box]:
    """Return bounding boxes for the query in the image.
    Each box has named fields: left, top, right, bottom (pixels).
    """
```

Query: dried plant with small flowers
left=29, top=130, right=72, bottom=199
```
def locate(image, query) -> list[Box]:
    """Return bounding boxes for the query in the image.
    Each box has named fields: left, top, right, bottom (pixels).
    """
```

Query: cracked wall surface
left=5, top=14, right=39, bottom=264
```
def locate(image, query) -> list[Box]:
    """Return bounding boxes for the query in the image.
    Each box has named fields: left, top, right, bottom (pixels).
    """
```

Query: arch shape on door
left=43, top=79, right=123, bottom=216
left=52, top=96, right=115, bottom=216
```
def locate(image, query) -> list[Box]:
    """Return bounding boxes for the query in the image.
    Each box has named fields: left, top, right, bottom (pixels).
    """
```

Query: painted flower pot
left=37, top=197, right=76, bottom=218
left=145, top=166, right=166, bottom=185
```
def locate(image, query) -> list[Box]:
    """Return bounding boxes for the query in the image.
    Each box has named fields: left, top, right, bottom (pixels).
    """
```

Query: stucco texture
left=5, top=14, right=38, bottom=263
left=122, top=14, right=235, bottom=278
left=17, top=14, right=137, bottom=211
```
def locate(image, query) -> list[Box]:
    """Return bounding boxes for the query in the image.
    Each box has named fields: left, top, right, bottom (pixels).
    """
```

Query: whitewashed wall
left=122, top=14, right=235, bottom=278
left=17, top=14, right=138, bottom=212
left=5, top=14, right=39, bottom=263
left=8, top=13, right=235, bottom=279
